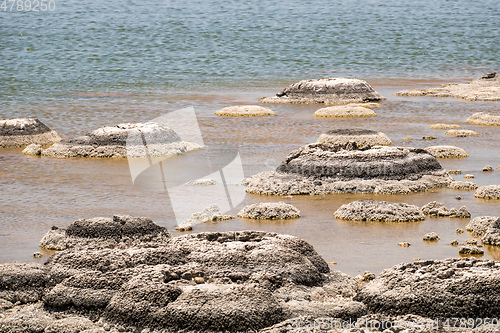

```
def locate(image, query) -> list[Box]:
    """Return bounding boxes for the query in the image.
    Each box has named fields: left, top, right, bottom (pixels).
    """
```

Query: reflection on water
left=1, top=85, right=499, bottom=276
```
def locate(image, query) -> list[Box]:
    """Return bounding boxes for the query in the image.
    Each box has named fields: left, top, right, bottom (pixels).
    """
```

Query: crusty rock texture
left=394, top=74, right=500, bottom=101
left=425, top=145, right=468, bottom=158
left=459, top=246, right=484, bottom=255
left=429, top=123, right=461, bottom=129
left=421, top=201, right=470, bottom=218
left=261, top=78, right=385, bottom=105
left=244, top=143, right=452, bottom=195
left=354, top=258, right=500, bottom=318
left=0, top=118, right=61, bottom=148
left=215, top=105, right=276, bottom=117
left=447, top=180, right=478, bottom=191
left=333, top=200, right=424, bottom=222
left=238, top=202, right=301, bottom=219
left=316, top=129, right=392, bottom=147
left=314, top=105, right=377, bottom=118
left=466, top=216, right=499, bottom=237
left=22, top=143, right=43, bottom=156
left=466, top=111, right=500, bottom=126
left=474, top=185, right=500, bottom=200
left=444, top=129, right=479, bottom=137
left=482, top=217, right=500, bottom=247
left=423, top=232, right=440, bottom=241
left=40, top=122, right=201, bottom=158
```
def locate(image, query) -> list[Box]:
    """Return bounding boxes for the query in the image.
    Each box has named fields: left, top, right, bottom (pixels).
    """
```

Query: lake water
left=0, top=0, right=499, bottom=276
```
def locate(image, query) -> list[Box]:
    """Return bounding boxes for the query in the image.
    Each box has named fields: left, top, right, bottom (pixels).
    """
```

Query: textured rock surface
left=421, top=201, right=470, bottom=218
left=354, top=258, right=500, bottom=318
left=447, top=180, right=478, bottom=191
left=333, top=200, right=424, bottom=222
left=394, top=74, right=500, bottom=101
left=22, top=143, right=43, bottom=156
left=444, top=129, right=479, bottom=137
left=244, top=143, right=451, bottom=195
left=41, top=122, right=201, bottom=158
left=429, top=123, right=461, bottom=129
left=466, top=111, right=500, bottom=126
left=314, top=105, right=377, bottom=118
left=466, top=216, right=499, bottom=237
left=425, top=145, right=468, bottom=158
left=0, top=118, right=61, bottom=148
left=474, top=185, right=500, bottom=199
left=423, top=232, right=440, bottom=241
left=459, top=246, right=484, bottom=255
left=483, top=165, right=494, bottom=172
left=238, top=202, right=301, bottom=219
left=261, top=78, right=385, bottom=105
left=482, top=217, right=500, bottom=247
left=215, top=105, right=275, bottom=117
left=316, top=129, right=392, bottom=147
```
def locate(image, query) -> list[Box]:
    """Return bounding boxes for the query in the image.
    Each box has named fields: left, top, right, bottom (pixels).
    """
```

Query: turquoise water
left=1, top=0, right=499, bottom=104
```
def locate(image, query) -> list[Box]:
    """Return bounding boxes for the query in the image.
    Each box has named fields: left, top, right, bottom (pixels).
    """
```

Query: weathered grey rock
left=41, top=122, right=201, bottom=158
left=423, top=232, right=440, bottom=241
left=261, top=78, right=385, bottom=105
left=314, top=105, right=377, bottom=118
left=354, top=258, right=500, bottom=318
left=0, top=302, right=56, bottom=333
left=238, top=202, right=301, bottom=220
left=394, top=74, right=500, bottom=101
left=39, top=215, right=171, bottom=251
left=447, top=180, right=478, bottom=191
left=474, top=185, right=500, bottom=199
left=333, top=200, right=424, bottom=222
left=466, top=216, right=499, bottom=237
left=215, top=105, right=275, bottom=117
left=444, top=129, right=479, bottom=137
left=482, top=218, right=500, bottom=247
left=421, top=201, right=470, bottom=218
left=0, top=263, right=47, bottom=305
left=466, top=111, right=500, bottom=126
left=244, top=143, right=452, bottom=195
left=0, top=118, right=61, bottom=148
left=483, top=165, right=494, bottom=172
left=22, top=143, right=43, bottom=156
left=316, top=129, right=391, bottom=147
left=186, top=179, right=218, bottom=186
left=429, top=123, right=461, bottom=129
left=459, top=246, right=484, bottom=255
left=425, top=145, right=468, bottom=158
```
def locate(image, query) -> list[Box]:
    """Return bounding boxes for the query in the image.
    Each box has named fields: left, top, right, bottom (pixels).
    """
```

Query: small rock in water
left=398, top=242, right=411, bottom=247
left=423, top=232, right=440, bottom=241
left=448, top=180, right=478, bottom=191
left=455, top=196, right=462, bottom=200
left=459, top=246, right=484, bottom=255
left=448, top=170, right=462, bottom=175
left=466, top=111, right=500, bottom=126
left=314, top=105, right=377, bottom=118
left=215, top=105, right=275, bottom=117
left=429, top=124, right=461, bottom=130
left=238, top=202, right=301, bottom=220
left=425, top=146, right=468, bottom=158
left=450, top=240, right=459, bottom=246
left=33, top=252, right=43, bottom=258
left=334, top=200, right=424, bottom=222
left=421, top=201, right=470, bottom=218
left=482, top=165, right=494, bottom=172
left=22, top=143, right=43, bottom=156
left=464, top=174, right=474, bottom=179
left=445, top=129, right=479, bottom=137
left=465, top=239, right=478, bottom=246
left=186, top=179, right=218, bottom=186
left=480, top=72, right=497, bottom=79
left=456, top=228, right=464, bottom=234
left=422, top=136, right=437, bottom=140
left=474, top=185, right=500, bottom=200
left=402, top=137, right=412, bottom=140
left=175, top=223, right=193, bottom=232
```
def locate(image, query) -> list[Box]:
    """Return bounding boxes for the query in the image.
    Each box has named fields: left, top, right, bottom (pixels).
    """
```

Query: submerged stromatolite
left=333, top=200, right=424, bottom=222
left=316, top=128, right=392, bottom=147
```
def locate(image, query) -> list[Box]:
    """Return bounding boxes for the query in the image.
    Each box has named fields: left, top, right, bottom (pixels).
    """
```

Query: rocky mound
left=39, top=122, right=201, bottom=158
left=333, top=200, right=424, bottom=222
left=314, top=105, right=377, bottom=118
left=447, top=180, right=478, bottom=191
left=0, top=118, right=61, bottom=148
left=444, top=129, right=479, bottom=137
left=215, top=105, right=276, bottom=117
left=244, top=143, right=452, bottom=195
left=429, top=123, right=461, bottom=129
left=316, top=129, right=392, bottom=147
left=237, top=202, right=301, bottom=219
left=466, top=111, right=500, bottom=126
left=354, top=258, right=500, bottom=318
left=394, top=73, right=500, bottom=101
left=482, top=218, right=500, bottom=247
left=474, top=185, right=500, bottom=200
left=425, top=145, right=468, bottom=158
left=466, top=216, right=500, bottom=237
left=260, top=78, right=385, bottom=105
left=421, top=201, right=471, bottom=218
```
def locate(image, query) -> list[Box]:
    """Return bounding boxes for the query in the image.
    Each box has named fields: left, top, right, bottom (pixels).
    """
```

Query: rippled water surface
left=1, top=0, right=499, bottom=276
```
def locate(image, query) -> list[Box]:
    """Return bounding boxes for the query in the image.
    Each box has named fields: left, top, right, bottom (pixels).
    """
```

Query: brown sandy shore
left=1, top=215, right=499, bottom=333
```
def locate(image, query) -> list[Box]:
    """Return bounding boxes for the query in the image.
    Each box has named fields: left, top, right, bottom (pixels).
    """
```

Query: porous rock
left=238, top=202, right=301, bottom=220
left=215, top=105, right=275, bottom=117
left=261, top=78, right=385, bottom=105
left=394, top=74, right=500, bottom=101
left=354, top=258, right=500, bottom=318
left=421, top=201, right=470, bottom=218
left=244, top=143, right=452, bottom=195
left=425, top=145, right=468, bottom=158
left=41, top=122, right=201, bottom=158
left=0, top=263, right=47, bottom=304
left=466, top=111, right=500, bottom=126
left=22, top=143, right=43, bottom=156
left=444, top=129, right=479, bottom=137
left=447, top=180, right=478, bottom=191
left=423, top=232, right=440, bottom=241
left=429, top=124, right=461, bottom=129
left=466, top=216, right=499, bottom=237
left=314, top=105, right=377, bottom=118
left=316, top=129, right=392, bottom=147
left=0, top=118, right=61, bottom=148
left=482, top=218, right=500, bottom=247
left=333, top=200, right=424, bottom=222
left=459, top=246, right=484, bottom=255
left=474, top=185, right=500, bottom=200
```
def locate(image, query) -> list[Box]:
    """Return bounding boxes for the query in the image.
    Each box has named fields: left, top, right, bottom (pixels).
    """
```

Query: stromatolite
left=0, top=118, right=61, bottom=148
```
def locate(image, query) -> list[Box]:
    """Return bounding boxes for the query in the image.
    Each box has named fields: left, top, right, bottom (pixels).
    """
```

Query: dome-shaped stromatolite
left=333, top=200, right=424, bottom=222
left=237, top=202, right=301, bottom=220
left=466, top=111, right=500, bottom=126
left=428, top=123, right=461, bottom=129
left=316, top=129, right=392, bottom=148
left=444, top=129, right=479, bottom=137
left=244, top=143, right=451, bottom=195
left=425, top=146, right=468, bottom=158
left=474, top=185, right=500, bottom=200
left=215, top=105, right=275, bottom=117
left=40, top=122, right=201, bottom=158
left=0, top=118, right=61, bottom=148
left=314, top=105, right=377, bottom=118
left=466, top=216, right=499, bottom=237
left=260, top=78, right=385, bottom=105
